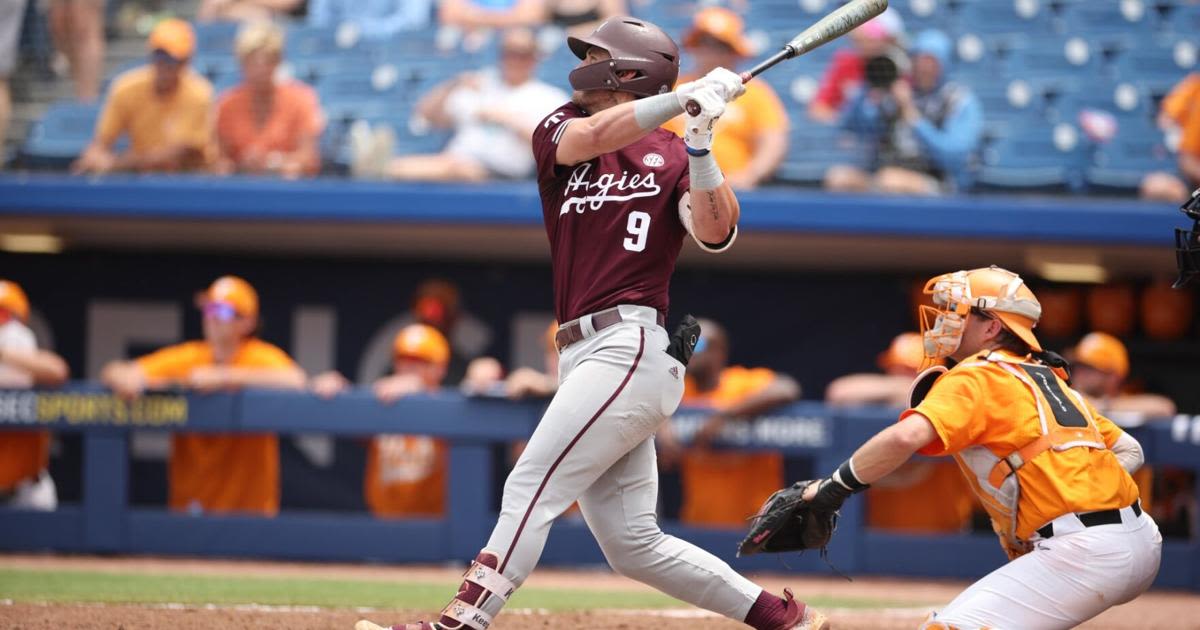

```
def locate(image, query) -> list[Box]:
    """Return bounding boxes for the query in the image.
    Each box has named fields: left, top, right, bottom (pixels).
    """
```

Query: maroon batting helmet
left=567, top=16, right=680, bottom=98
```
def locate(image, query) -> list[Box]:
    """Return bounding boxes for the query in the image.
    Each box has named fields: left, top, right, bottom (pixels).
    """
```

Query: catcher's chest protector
left=950, top=354, right=1107, bottom=552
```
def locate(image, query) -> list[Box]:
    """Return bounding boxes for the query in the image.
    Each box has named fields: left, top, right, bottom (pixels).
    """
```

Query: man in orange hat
left=663, top=7, right=789, bottom=190
left=1068, top=332, right=1176, bottom=420
left=825, top=332, right=976, bottom=534
left=72, top=18, right=214, bottom=175
left=101, top=276, right=305, bottom=516
left=756, top=266, right=1160, bottom=628
left=0, top=280, right=70, bottom=511
left=310, top=324, right=453, bottom=517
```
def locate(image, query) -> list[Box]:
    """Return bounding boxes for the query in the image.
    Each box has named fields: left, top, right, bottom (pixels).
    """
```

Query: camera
left=865, top=55, right=898, bottom=89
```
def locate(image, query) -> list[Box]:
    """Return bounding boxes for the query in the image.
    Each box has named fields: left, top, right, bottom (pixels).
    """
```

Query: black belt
left=1037, top=501, right=1142, bottom=539
left=555, top=307, right=665, bottom=352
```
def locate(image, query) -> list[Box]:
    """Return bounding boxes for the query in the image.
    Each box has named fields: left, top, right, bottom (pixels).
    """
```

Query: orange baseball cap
left=147, top=18, right=195, bottom=61
left=393, top=324, right=450, bottom=365
left=0, top=280, right=30, bottom=322
left=199, top=276, right=259, bottom=318
left=1072, top=332, right=1129, bottom=379
left=683, top=7, right=753, bottom=57
left=877, top=332, right=927, bottom=372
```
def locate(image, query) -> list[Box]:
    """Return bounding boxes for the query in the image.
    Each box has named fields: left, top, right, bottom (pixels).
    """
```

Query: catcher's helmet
left=1173, top=188, right=1200, bottom=288
left=920, top=266, right=1043, bottom=361
left=567, top=16, right=680, bottom=98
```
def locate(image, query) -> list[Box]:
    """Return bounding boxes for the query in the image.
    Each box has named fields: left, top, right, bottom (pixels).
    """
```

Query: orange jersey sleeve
left=1161, top=74, right=1200, bottom=125
left=904, top=367, right=986, bottom=456
left=136, top=341, right=210, bottom=382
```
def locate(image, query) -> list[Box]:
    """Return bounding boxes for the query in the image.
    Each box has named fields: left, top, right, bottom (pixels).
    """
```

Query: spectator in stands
left=655, top=318, right=801, bottom=528
left=0, top=280, right=69, bottom=512
left=214, top=21, right=323, bottom=178
left=808, top=9, right=904, bottom=124
left=439, top=0, right=542, bottom=31
left=1068, top=332, right=1176, bottom=420
left=308, top=0, right=434, bottom=41
left=1140, top=73, right=1200, bottom=203
left=825, top=332, right=976, bottom=534
left=48, top=0, right=104, bottom=102
left=350, top=28, right=566, bottom=182
left=663, top=7, right=788, bottom=190
left=542, top=0, right=626, bottom=37
left=199, top=0, right=305, bottom=23
left=824, top=29, right=983, bottom=195
left=71, top=19, right=214, bottom=175
left=0, top=0, right=24, bottom=159
left=461, top=320, right=558, bottom=399
left=310, top=324, right=452, bottom=517
left=101, top=276, right=306, bottom=516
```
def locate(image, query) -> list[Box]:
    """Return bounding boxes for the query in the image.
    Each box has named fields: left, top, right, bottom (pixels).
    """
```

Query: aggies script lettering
left=560, top=162, right=662, bottom=215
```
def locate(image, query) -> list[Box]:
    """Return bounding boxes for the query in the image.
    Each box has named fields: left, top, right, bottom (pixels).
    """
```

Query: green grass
left=0, top=568, right=914, bottom=611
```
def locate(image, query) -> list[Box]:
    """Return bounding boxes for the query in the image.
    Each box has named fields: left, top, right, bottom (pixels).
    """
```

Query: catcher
left=744, top=266, right=1162, bottom=629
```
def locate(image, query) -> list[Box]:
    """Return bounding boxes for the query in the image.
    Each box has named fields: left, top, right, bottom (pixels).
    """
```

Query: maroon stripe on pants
left=498, top=328, right=646, bottom=574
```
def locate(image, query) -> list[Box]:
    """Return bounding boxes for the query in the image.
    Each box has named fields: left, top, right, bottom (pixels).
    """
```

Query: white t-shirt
left=444, top=68, right=568, bottom=179
left=0, top=320, right=36, bottom=388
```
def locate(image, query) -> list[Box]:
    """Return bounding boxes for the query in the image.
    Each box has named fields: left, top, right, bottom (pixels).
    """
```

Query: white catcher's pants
left=926, top=505, right=1162, bottom=630
left=481, top=306, right=762, bottom=620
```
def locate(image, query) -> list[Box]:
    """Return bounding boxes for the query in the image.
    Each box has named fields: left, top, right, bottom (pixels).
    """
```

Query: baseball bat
left=685, top=0, right=889, bottom=116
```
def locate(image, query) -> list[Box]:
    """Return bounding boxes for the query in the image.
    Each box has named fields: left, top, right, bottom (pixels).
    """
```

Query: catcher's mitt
left=737, top=479, right=838, bottom=556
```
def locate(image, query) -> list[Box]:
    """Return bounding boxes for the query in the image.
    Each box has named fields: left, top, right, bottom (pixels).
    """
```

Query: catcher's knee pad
left=437, top=551, right=515, bottom=630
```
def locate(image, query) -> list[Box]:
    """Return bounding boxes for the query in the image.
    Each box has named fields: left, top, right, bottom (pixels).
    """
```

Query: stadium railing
left=0, top=385, right=1195, bottom=590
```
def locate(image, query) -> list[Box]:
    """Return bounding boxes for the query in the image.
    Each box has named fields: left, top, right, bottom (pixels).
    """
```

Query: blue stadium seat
left=1003, top=38, right=1101, bottom=94
left=193, top=21, right=240, bottom=55
left=1163, top=3, right=1200, bottom=36
left=18, top=101, right=103, bottom=169
left=1085, top=121, right=1176, bottom=193
left=1056, top=1, right=1157, bottom=37
left=1111, top=38, right=1197, bottom=88
left=777, top=122, right=864, bottom=186
left=284, top=26, right=343, bottom=57
left=975, top=124, right=1086, bottom=192
left=954, top=0, right=1054, bottom=36
left=891, top=0, right=953, bottom=33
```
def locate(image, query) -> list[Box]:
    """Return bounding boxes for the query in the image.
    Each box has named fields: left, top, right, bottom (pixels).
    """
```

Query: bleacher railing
left=0, top=385, right=1196, bottom=590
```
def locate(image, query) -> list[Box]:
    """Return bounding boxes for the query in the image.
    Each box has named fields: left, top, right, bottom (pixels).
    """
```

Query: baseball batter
left=357, top=16, right=828, bottom=630
left=783, top=266, right=1161, bottom=629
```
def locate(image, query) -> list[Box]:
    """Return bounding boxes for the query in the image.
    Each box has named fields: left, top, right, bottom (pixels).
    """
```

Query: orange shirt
left=215, top=80, right=324, bottom=175
left=136, top=338, right=296, bottom=516
left=680, top=366, right=785, bottom=527
left=95, top=65, right=214, bottom=167
left=0, top=432, right=50, bottom=491
left=664, top=76, right=789, bottom=177
left=1162, top=73, right=1200, bottom=157
left=904, top=350, right=1140, bottom=540
left=364, top=434, right=447, bottom=517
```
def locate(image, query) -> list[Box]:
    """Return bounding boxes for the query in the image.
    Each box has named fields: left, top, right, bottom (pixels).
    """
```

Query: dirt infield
left=2, top=555, right=1198, bottom=629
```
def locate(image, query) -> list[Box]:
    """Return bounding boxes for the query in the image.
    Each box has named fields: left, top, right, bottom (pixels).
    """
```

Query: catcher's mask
left=567, top=16, right=679, bottom=98
left=919, top=267, right=1042, bottom=363
left=1174, top=188, right=1200, bottom=288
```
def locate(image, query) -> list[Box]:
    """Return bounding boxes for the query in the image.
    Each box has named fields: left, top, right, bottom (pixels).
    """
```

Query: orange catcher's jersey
left=902, top=350, right=1140, bottom=541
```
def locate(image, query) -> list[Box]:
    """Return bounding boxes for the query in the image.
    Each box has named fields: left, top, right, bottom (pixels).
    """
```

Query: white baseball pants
left=480, top=305, right=763, bottom=620
left=926, top=504, right=1162, bottom=630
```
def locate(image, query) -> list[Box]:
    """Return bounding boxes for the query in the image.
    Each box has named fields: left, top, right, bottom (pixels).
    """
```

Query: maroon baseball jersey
left=533, top=102, right=692, bottom=324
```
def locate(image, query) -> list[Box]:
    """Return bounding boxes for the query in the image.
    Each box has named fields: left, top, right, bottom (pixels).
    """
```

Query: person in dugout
left=0, top=280, right=70, bottom=511
left=101, top=276, right=305, bottom=516
left=310, top=323, right=453, bottom=517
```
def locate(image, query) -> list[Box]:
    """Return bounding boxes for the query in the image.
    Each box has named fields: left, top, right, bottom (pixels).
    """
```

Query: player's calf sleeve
left=434, top=551, right=516, bottom=630
left=743, top=588, right=805, bottom=630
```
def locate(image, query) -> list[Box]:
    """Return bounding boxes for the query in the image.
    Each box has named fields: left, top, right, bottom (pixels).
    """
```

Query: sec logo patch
left=643, top=153, right=665, bottom=168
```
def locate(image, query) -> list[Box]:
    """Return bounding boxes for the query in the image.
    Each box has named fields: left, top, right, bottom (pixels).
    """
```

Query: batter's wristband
left=832, top=459, right=869, bottom=493
left=633, top=93, right=685, bottom=130
left=688, top=152, right=724, bottom=190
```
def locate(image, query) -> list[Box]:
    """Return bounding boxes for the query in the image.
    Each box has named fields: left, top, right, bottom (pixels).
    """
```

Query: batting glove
left=701, top=67, right=747, bottom=103
left=682, top=86, right=726, bottom=153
